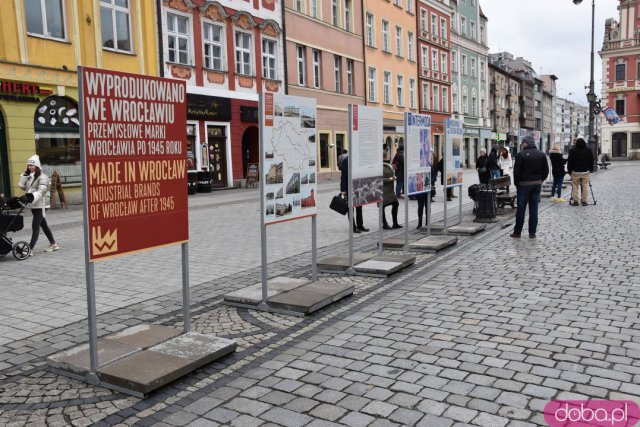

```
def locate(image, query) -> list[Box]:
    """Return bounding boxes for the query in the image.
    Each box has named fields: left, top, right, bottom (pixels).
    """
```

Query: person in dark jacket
left=381, top=151, right=401, bottom=229
left=476, top=150, right=490, bottom=184
left=340, top=155, right=368, bottom=233
left=548, top=144, right=567, bottom=202
left=486, top=146, right=501, bottom=180
left=567, top=136, right=594, bottom=206
left=392, top=146, right=405, bottom=197
left=510, top=134, right=549, bottom=239
left=437, top=156, right=454, bottom=201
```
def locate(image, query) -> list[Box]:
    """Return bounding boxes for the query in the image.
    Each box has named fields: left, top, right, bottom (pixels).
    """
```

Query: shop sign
left=240, top=105, right=258, bottom=122
left=80, top=66, right=188, bottom=261
left=0, top=79, right=53, bottom=102
left=187, top=94, right=231, bottom=121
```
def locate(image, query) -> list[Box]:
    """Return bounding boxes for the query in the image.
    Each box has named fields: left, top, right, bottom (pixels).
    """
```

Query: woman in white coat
left=18, top=155, right=59, bottom=254
left=498, top=147, right=513, bottom=178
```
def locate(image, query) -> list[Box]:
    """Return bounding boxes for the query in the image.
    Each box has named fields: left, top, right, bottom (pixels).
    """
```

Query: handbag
left=330, top=193, right=349, bottom=215
left=478, top=167, right=487, bottom=173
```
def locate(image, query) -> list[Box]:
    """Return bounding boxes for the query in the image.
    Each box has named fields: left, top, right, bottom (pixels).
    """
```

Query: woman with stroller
left=18, top=155, right=59, bottom=254
left=549, top=144, right=567, bottom=202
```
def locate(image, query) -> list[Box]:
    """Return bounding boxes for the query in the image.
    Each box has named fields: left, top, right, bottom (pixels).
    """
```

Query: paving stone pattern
left=1, top=164, right=639, bottom=426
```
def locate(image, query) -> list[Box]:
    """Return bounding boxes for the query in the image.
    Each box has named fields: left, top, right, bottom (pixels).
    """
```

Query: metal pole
left=378, top=201, right=383, bottom=255
left=181, top=242, right=190, bottom=333
left=311, top=215, right=317, bottom=281
left=259, top=93, right=269, bottom=307
left=347, top=105, right=355, bottom=275
left=587, top=0, right=597, bottom=171
left=404, top=113, right=409, bottom=250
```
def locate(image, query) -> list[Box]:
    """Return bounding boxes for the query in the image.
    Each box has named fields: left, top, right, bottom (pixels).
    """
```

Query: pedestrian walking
left=549, top=144, right=567, bottom=202
left=18, top=154, right=60, bottom=254
left=498, top=147, right=513, bottom=178
left=567, top=136, right=594, bottom=206
left=510, top=134, right=549, bottom=239
left=476, top=150, right=490, bottom=184
left=486, top=146, right=501, bottom=180
left=381, top=151, right=401, bottom=230
left=340, top=154, right=369, bottom=233
left=392, top=146, right=405, bottom=197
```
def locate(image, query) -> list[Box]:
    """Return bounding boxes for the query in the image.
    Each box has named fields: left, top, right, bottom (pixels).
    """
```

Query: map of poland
left=271, top=120, right=310, bottom=171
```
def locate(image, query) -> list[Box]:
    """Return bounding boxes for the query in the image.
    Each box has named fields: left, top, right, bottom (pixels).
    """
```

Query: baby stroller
left=0, top=194, right=31, bottom=260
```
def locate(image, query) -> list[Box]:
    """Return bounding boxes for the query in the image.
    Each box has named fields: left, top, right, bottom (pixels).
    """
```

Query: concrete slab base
left=473, top=216, right=500, bottom=223
left=223, top=276, right=309, bottom=306
left=47, top=326, right=236, bottom=397
left=318, top=251, right=376, bottom=273
left=267, top=280, right=354, bottom=316
left=447, top=222, right=487, bottom=235
left=380, top=234, right=422, bottom=249
left=354, top=254, right=415, bottom=277
left=409, top=235, right=458, bottom=252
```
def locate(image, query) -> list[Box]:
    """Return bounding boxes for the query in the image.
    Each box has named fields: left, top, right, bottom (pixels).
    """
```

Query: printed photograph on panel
left=352, top=176, right=383, bottom=206
left=420, top=129, right=431, bottom=168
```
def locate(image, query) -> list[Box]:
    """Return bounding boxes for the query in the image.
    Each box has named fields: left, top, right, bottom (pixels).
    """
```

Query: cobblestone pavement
left=1, top=163, right=638, bottom=426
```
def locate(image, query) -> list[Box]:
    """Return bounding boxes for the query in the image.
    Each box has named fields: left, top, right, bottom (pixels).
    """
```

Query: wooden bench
left=489, top=176, right=517, bottom=209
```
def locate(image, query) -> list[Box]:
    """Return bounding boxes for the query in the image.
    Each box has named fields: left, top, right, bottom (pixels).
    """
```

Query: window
left=365, top=13, right=374, bottom=46
left=203, top=22, right=223, bottom=70
left=262, top=38, right=277, bottom=79
left=334, top=55, right=342, bottom=92
left=431, top=14, right=437, bottom=36
left=407, top=32, right=414, bottom=61
left=319, top=133, right=330, bottom=168
left=406, top=0, right=412, bottom=14
left=167, top=13, right=190, bottom=65
left=100, top=0, right=131, bottom=51
left=460, top=16, right=466, bottom=36
left=421, top=46, right=429, bottom=69
left=382, top=20, right=390, bottom=52
left=632, top=133, right=640, bottom=149
left=313, top=49, right=321, bottom=88
left=332, top=0, right=339, bottom=25
left=480, top=60, right=485, bottom=80
left=451, top=12, right=456, bottom=31
left=616, top=63, right=626, bottom=81
left=420, top=9, right=427, bottom=32
left=471, top=58, right=476, bottom=77
left=422, top=82, right=430, bottom=110
left=470, top=21, right=476, bottom=40
left=440, top=17, right=447, bottom=40
left=297, top=45, right=306, bottom=85
left=451, top=51, right=457, bottom=72
left=637, top=62, right=640, bottom=80
left=383, top=71, right=392, bottom=104
left=394, top=0, right=401, bottom=6
left=433, top=85, right=439, bottom=111
left=25, top=0, right=65, bottom=39
left=409, top=78, right=416, bottom=109
left=346, top=59, right=354, bottom=95
left=441, top=52, right=447, bottom=74
left=310, top=0, right=318, bottom=18
left=397, top=75, right=404, bottom=106
left=615, top=99, right=625, bottom=115
left=344, top=0, right=352, bottom=31
left=442, top=87, right=449, bottom=112
left=431, top=49, right=438, bottom=71
left=480, top=25, right=485, bottom=43
left=471, top=94, right=477, bottom=115
left=235, top=32, right=252, bottom=75
left=461, top=54, right=467, bottom=75
left=395, top=26, right=403, bottom=57
left=368, top=67, right=377, bottom=102
left=452, top=92, right=458, bottom=112
left=295, top=0, right=303, bottom=12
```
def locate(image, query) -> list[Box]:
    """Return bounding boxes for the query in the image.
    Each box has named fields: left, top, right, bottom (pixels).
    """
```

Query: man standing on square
left=510, top=134, right=549, bottom=239
left=567, top=136, right=594, bottom=206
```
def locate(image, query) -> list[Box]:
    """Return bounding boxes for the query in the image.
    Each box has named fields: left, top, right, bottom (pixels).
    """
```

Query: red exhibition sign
left=80, top=67, right=188, bottom=262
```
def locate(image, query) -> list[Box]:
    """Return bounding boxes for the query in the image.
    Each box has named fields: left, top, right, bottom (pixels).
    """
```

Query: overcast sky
left=480, top=0, right=620, bottom=106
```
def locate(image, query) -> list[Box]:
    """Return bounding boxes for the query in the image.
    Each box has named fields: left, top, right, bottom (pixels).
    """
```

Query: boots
left=416, top=218, right=422, bottom=229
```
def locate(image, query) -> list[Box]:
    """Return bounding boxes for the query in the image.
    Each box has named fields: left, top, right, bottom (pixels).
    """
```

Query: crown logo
left=92, top=226, right=118, bottom=256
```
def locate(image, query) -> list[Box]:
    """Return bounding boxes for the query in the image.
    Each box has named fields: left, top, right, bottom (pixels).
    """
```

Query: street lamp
left=573, top=0, right=602, bottom=171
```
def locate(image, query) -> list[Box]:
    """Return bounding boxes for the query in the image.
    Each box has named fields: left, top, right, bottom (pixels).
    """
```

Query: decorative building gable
left=233, top=12, right=258, bottom=30
left=201, top=2, right=228, bottom=22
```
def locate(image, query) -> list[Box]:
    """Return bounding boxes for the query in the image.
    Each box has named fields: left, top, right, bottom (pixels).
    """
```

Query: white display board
left=405, top=113, right=432, bottom=195
left=445, top=118, right=463, bottom=187
left=349, top=105, right=383, bottom=207
left=261, top=93, right=317, bottom=224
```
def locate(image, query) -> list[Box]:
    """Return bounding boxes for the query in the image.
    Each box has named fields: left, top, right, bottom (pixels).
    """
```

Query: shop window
left=632, top=132, right=640, bottom=149
left=33, top=96, right=80, bottom=182
left=319, top=132, right=330, bottom=169
left=335, top=133, right=346, bottom=167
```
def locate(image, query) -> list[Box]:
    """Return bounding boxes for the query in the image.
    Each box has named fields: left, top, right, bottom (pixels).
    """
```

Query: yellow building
left=0, top=0, right=158, bottom=199
left=363, top=0, right=419, bottom=158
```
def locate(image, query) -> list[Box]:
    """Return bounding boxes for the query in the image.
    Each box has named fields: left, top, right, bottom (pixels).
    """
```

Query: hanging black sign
left=240, top=105, right=258, bottom=122
left=187, top=94, right=231, bottom=121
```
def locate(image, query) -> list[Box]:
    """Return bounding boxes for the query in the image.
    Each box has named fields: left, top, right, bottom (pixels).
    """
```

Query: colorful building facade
left=0, top=0, right=158, bottom=198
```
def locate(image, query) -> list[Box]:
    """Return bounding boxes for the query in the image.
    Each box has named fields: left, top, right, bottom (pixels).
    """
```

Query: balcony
left=603, top=38, right=640, bottom=51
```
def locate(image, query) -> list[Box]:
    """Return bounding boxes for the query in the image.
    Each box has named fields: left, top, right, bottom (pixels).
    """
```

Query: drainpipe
left=156, top=0, right=165, bottom=77
left=281, top=1, right=288, bottom=94
left=360, top=0, right=366, bottom=105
